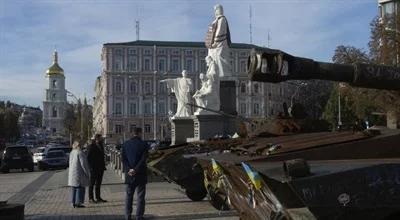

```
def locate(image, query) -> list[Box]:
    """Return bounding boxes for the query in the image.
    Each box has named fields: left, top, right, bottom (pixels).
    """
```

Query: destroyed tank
left=147, top=48, right=400, bottom=219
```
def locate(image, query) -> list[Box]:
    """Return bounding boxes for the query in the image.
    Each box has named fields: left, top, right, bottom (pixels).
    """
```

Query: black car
left=1, top=146, right=34, bottom=173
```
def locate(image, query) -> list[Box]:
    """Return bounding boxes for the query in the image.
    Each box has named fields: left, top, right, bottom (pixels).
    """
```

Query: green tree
left=3, top=109, right=20, bottom=141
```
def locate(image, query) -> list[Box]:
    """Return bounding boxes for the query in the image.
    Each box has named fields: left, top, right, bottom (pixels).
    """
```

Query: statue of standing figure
left=160, top=70, right=193, bottom=118
left=193, top=56, right=220, bottom=115
left=205, top=4, right=232, bottom=78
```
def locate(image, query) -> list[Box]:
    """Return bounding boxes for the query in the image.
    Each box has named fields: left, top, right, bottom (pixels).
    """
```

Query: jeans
left=125, top=182, right=146, bottom=220
left=71, top=186, right=85, bottom=205
left=89, top=170, right=104, bottom=200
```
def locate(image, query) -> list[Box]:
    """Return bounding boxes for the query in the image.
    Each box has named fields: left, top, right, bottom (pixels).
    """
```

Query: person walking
left=122, top=127, right=149, bottom=220
left=87, top=134, right=107, bottom=203
left=68, top=140, right=90, bottom=208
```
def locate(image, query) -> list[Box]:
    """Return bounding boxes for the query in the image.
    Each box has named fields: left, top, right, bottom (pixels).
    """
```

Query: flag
left=242, top=162, right=262, bottom=190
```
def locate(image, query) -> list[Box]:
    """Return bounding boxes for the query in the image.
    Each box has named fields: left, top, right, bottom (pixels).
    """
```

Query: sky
left=0, top=0, right=378, bottom=108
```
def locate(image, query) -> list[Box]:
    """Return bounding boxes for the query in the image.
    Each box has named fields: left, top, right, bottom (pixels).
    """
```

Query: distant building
left=379, top=0, right=398, bottom=19
left=42, top=50, right=67, bottom=136
left=93, top=40, right=295, bottom=144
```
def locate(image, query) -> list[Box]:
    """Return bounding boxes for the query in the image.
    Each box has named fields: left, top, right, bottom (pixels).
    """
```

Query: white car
left=33, top=147, right=46, bottom=164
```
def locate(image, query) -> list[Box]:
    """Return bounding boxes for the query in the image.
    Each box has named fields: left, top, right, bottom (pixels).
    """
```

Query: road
left=0, top=167, right=238, bottom=220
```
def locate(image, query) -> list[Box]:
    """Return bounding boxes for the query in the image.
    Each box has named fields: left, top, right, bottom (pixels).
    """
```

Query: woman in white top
left=68, top=140, right=90, bottom=208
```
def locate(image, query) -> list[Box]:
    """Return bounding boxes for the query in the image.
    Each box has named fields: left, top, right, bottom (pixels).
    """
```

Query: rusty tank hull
left=147, top=48, right=400, bottom=218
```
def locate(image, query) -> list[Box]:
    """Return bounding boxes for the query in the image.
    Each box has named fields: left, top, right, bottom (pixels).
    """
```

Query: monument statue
left=193, top=73, right=207, bottom=113
left=193, top=56, right=220, bottom=115
left=160, top=70, right=193, bottom=118
left=205, top=4, right=232, bottom=78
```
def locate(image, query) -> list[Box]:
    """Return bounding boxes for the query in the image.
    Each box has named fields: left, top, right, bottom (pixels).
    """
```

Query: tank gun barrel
left=247, top=49, right=400, bottom=90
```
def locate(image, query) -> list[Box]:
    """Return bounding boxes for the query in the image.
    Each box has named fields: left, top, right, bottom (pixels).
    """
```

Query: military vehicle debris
left=147, top=48, right=400, bottom=219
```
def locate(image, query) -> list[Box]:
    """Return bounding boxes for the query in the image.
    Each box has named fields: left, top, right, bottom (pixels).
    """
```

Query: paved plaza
left=0, top=167, right=238, bottom=220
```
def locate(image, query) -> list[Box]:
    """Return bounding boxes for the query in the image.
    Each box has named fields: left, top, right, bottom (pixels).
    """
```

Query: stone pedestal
left=171, top=117, right=194, bottom=145
left=188, top=114, right=238, bottom=142
left=220, top=80, right=237, bottom=115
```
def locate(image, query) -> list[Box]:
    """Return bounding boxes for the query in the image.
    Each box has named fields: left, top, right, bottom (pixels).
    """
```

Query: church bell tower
left=42, top=50, right=67, bottom=136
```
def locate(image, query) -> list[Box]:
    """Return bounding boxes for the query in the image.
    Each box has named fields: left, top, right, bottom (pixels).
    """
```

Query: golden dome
left=46, top=50, right=64, bottom=75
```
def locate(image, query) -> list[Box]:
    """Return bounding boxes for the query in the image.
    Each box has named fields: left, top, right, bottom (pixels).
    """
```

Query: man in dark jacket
left=87, top=134, right=107, bottom=203
left=122, top=128, right=149, bottom=220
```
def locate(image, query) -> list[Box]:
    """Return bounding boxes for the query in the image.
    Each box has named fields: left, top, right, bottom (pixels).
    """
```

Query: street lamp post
left=337, top=83, right=345, bottom=130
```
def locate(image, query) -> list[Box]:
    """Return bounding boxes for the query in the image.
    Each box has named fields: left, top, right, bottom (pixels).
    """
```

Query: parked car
left=1, top=146, right=34, bottom=173
left=33, top=147, right=46, bottom=164
left=38, top=150, right=68, bottom=170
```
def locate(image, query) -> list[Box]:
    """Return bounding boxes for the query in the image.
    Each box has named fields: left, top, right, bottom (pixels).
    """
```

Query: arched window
left=52, top=80, right=57, bottom=88
left=52, top=107, right=57, bottom=117
left=52, top=93, right=56, bottom=100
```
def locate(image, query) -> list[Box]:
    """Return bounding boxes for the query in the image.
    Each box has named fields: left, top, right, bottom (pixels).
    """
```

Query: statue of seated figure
left=193, top=56, right=220, bottom=115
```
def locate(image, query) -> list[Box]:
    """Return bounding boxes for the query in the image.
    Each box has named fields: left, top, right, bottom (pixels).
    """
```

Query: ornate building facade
left=93, top=41, right=294, bottom=143
left=42, top=51, right=67, bottom=135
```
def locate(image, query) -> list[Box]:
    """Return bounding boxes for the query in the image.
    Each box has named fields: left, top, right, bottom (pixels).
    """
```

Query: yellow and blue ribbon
left=242, top=162, right=262, bottom=190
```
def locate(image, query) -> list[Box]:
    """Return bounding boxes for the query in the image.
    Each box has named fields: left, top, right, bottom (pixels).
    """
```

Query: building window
left=185, top=59, right=193, bottom=72
left=240, top=60, right=247, bottom=73
left=144, top=58, right=151, bottom=71
left=127, top=56, right=137, bottom=71
left=253, top=103, right=260, bottom=115
left=144, top=81, right=151, bottom=94
left=241, top=82, right=246, bottom=94
left=115, top=103, right=122, bottom=115
left=158, top=58, right=166, bottom=72
left=144, top=124, right=151, bottom=133
left=52, top=80, right=57, bottom=88
left=159, top=81, right=166, bottom=94
left=171, top=58, right=180, bottom=72
left=128, top=49, right=136, bottom=55
left=116, top=81, right=122, bottom=93
left=172, top=50, right=179, bottom=55
left=129, top=81, right=137, bottom=93
left=129, top=124, right=136, bottom=133
left=158, top=49, right=166, bottom=55
left=115, top=49, right=122, bottom=55
left=144, top=102, right=152, bottom=114
left=52, top=107, right=57, bottom=117
left=144, top=49, right=151, bottom=55
left=185, top=50, right=193, bottom=56
left=158, top=102, right=165, bottom=115
left=129, top=102, right=137, bottom=115
left=200, top=59, right=206, bottom=72
left=115, top=124, right=123, bottom=134
left=254, top=83, right=259, bottom=94
left=240, top=103, right=246, bottom=115
left=52, top=93, right=56, bottom=100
